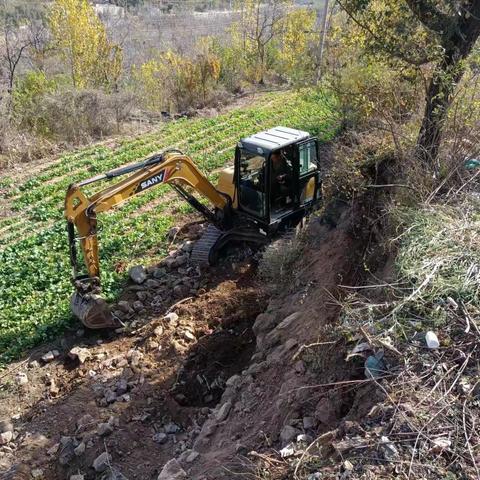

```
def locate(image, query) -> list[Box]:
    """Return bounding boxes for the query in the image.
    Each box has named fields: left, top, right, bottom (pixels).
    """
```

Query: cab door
left=296, top=138, right=321, bottom=207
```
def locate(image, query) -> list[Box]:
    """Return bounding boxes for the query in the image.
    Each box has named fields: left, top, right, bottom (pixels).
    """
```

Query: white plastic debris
left=425, top=331, right=440, bottom=349
left=280, top=443, right=296, bottom=458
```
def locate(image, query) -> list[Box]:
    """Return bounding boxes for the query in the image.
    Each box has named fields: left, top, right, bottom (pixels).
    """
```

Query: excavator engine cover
left=71, top=292, right=118, bottom=329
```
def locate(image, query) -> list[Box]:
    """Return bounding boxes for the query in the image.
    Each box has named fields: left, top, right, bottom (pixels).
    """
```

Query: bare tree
left=1, top=1, right=30, bottom=98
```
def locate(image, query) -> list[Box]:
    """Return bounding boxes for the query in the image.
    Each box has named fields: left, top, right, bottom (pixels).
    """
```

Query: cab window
left=238, top=149, right=266, bottom=218
left=299, top=141, right=317, bottom=176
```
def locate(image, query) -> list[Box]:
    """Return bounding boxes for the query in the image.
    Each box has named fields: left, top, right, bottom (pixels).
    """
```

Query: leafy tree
left=49, top=0, right=122, bottom=90
left=337, top=0, right=480, bottom=171
left=279, top=8, right=318, bottom=85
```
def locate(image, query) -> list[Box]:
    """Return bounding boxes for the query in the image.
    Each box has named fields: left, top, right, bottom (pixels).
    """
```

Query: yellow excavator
left=65, top=127, right=322, bottom=329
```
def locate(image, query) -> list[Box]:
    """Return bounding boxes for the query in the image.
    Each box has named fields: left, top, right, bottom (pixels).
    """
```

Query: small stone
left=49, top=379, right=60, bottom=396
left=216, top=401, right=232, bottom=422
left=93, top=451, right=111, bottom=472
left=153, top=326, right=164, bottom=337
left=15, top=372, right=28, bottom=385
left=52, top=350, right=60, bottom=358
left=129, top=265, right=147, bottom=284
left=0, top=419, right=13, bottom=434
left=183, top=449, right=199, bottom=463
left=153, top=432, right=168, bottom=444
left=97, top=422, right=114, bottom=436
left=183, top=330, right=196, bottom=342
left=127, top=349, right=143, bottom=367
left=42, top=351, right=55, bottom=363
left=136, top=291, right=149, bottom=302
left=117, top=301, right=132, bottom=313
left=104, top=389, right=117, bottom=404
left=115, top=379, right=128, bottom=395
left=157, top=458, right=187, bottom=480
left=28, top=360, right=40, bottom=369
left=164, top=422, right=180, bottom=434
left=380, top=436, right=399, bottom=460
left=431, top=437, right=451, bottom=452
left=175, top=255, right=188, bottom=267
left=343, top=460, right=354, bottom=471
left=297, top=433, right=312, bottom=443
left=31, top=469, right=44, bottom=479
left=145, top=279, right=160, bottom=289
left=74, top=442, right=86, bottom=456
left=164, top=312, right=179, bottom=322
left=0, top=431, right=13, bottom=445
left=302, top=417, right=316, bottom=429
left=47, top=443, right=60, bottom=455
left=77, top=414, right=95, bottom=430
left=153, top=267, right=167, bottom=279
left=164, top=257, right=177, bottom=269
left=70, top=475, right=85, bottom=480
left=132, top=301, right=144, bottom=312
left=173, top=285, right=187, bottom=298
left=280, top=425, right=300, bottom=445
left=68, top=347, right=91, bottom=364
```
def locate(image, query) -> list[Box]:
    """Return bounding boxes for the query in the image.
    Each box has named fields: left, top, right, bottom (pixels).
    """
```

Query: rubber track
left=190, top=224, right=223, bottom=265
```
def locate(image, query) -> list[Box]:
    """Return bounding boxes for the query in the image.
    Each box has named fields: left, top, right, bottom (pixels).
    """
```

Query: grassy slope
left=0, top=89, right=338, bottom=364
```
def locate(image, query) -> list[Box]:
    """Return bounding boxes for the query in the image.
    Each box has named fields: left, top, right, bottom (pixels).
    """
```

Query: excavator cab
left=235, top=127, right=321, bottom=231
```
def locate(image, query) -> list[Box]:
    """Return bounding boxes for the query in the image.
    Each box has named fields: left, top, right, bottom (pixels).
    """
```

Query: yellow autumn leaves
left=49, top=0, right=122, bottom=90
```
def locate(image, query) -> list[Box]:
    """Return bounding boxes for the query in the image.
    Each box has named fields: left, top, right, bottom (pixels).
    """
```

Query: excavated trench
left=173, top=317, right=256, bottom=407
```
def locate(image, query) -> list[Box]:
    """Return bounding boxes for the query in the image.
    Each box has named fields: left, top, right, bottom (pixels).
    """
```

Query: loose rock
left=129, top=265, right=147, bottom=284
left=15, top=372, right=28, bottom=385
left=92, top=451, right=111, bottom=472
left=164, top=312, right=179, bottom=322
left=74, top=442, right=86, bottom=456
left=97, top=422, right=114, bottom=436
left=153, top=432, right=168, bottom=444
left=280, top=425, right=300, bottom=445
left=0, top=419, right=13, bottom=434
left=68, top=347, right=91, bottom=364
left=157, top=459, right=187, bottom=480
left=164, top=422, right=180, bottom=434
left=31, top=469, right=44, bottom=479
left=0, top=431, right=13, bottom=445
left=216, top=401, right=232, bottom=422
left=42, top=351, right=55, bottom=363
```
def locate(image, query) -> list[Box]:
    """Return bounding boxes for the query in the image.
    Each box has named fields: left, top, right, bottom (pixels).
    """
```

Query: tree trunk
left=417, top=52, right=463, bottom=172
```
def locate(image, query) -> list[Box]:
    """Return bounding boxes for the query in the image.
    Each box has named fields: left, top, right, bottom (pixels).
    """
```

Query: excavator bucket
left=71, top=292, right=118, bottom=329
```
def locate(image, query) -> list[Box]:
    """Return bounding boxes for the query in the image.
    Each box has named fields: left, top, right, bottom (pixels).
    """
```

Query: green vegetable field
left=0, top=89, right=338, bottom=364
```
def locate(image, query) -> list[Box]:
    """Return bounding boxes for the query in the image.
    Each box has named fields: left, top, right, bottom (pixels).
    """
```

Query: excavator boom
left=65, top=150, right=230, bottom=329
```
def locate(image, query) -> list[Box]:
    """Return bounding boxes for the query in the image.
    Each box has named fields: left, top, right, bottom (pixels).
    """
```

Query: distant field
left=0, top=89, right=338, bottom=363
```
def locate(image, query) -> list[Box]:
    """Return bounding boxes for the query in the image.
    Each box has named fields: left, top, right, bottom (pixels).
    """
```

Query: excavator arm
left=64, top=150, right=230, bottom=329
